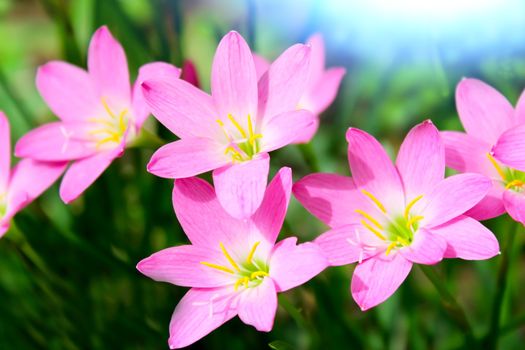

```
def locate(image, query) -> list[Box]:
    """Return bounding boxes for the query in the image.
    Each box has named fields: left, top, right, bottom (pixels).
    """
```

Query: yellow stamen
left=487, top=153, right=506, bottom=181
left=118, top=109, right=128, bottom=132
left=246, top=241, right=260, bottom=263
left=88, top=118, right=114, bottom=128
left=385, top=242, right=397, bottom=256
left=220, top=242, right=240, bottom=272
left=360, top=189, right=387, bottom=213
left=355, top=209, right=383, bottom=230
left=228, top=114, right=247, bottom=138
left=404, top=195, right=423, bottom=219
left=406, top=215, right=424, bottom=229
left=505, top=179, right=525, bottom=190
left=250, top=271, right=269, bottom=279
left=234, top=277, right=249, bottom=291
left=95, top=135, right=120, bottom=149
left=247, top=115, right=255, bottom=144
left=360, top=219, right=387, bottom=240
left=396, top=235, right=410, bottom=246
left=101, top=98, right=117, bottom=119
left=200, top=262, right=235, bottom=274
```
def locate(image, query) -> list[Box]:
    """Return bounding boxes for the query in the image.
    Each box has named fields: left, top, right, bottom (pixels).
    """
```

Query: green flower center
left=487, top=153, right=525, bottom=192
left=216, top=114, right=262, bottom=162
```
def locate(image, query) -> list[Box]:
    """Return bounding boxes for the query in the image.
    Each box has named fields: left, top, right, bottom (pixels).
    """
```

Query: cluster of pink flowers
left=2, top=25, right=523, bottom=348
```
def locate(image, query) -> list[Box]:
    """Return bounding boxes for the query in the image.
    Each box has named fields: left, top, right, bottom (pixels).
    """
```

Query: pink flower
left=254, top=33, right=346, bottom=143
left=142, top=31, right=316, bottom=219
left=15, top=25, right=181, bottom=203
left=0, top=112, right=66, bottom=236
left=137, top=168, right=327, bottom=348
left=442, top=78, right=525, bottom=223
left=294, top=121, right=499, bottom=310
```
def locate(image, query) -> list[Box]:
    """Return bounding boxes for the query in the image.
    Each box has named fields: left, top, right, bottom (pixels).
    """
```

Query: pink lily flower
left=254, top=33, right=346, bottom=143
left=442, top=78, right=525, bottom=224
left=137, top=167, right=327, bottom=348
left=293, top=121, right=499, bottom=310
left=15, top=25, right=181, bottom=203
left=0, top=112, right=66, bottom=236
left=142, top=31, right=316, bottom=219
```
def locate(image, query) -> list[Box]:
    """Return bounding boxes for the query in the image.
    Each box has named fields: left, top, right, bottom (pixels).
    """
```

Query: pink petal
left=15, top=122, right=97, bottom=161
left=251, top=167, right=292, bottom=244
left=292, top=117, right=319, bottom=144
left=502, top=189, right=525, bottom=224
left=141, top=78, right=219, bottom=138
left=351, top=253, right=412, bottom=311
left=346, top=128, right=404, bottom=209
left=399, top=229, right=446, bottom=264
left=421, top=173, right=492, bottom=228
left=315, top=225, right=382, bottom=266
left=300, top=67, right=346, bottom=115
left=492, top=124, right=525, bottom=171
left=172, top=177, right=249, bottom=248
left=430, top=215, right=500, bottom=260
left=441, top=131, right=494, bottom=176
left=252, top=53, right=270, bottom=81
left=212, top=154, right=270, bottom=219
left=0, top=112, right=11, bottom=190
left=0, top=222, right=9, bottom=238
left=238, top=278, right=277, bottom=332
left=260, top=109, right=317, bottom=152
left=168, top=287, right=238, bottom=349
left=211, top=31, right=258, bottom=121
left=59, top=149, right=120, bottom=203
left=269, top=237, right=327, bottom=292
left=181, top=60, right=200, bottom=87
left=305, top=34, right=325, bottom=88
left=514, top=87, right=525, bottom=124
left=257, top=44, right=311, bottom=122
left=136, top=245, right=233, bottom=288
left=465, top=184, right=506, bottom=221
left=132, top=62, right=182, bottom=129
left=396, top=120, right=444, bottom=199
left=293, top=173, right=368, bottom=228
left=456, top=78, right=515, bottom=145
left=36, top=61, right=102, bottom=121
left=88, top=26, right=130, bottom=106
left=147, top=138, right=229, bottom=179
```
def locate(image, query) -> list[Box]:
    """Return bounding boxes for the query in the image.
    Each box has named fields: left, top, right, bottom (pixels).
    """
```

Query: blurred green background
left=0, top=0, right=524, bottom=349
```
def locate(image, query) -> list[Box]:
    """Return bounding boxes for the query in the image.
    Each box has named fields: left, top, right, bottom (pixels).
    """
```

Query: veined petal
left=88, top=26, right=130, bottom=106
left=269, top=237, right=327, bottom=292
left=396, top=121, right=444, bottom=199
left=260, top=109, right=317, bottom=152
left=305, top=34, right=325, bottom=88
left=503, top=189, right=525, bottom=224
left=430, top=215, right=500, bottom=260
left=346, top=128, right=404, bottom=209
left=213, top=154, right=270, bottom=219
left=441, top=131, right=494, bottom=176
left=300, top=67, right=346, bottom=115
left=15, top=122, right=97, bottom=161
left=0, top=112, right=11, bottom=190
left=399, top=229, right=446, bottom=265
left=137, top=245, right=233, bottom=288
left=59, top=149, right=121, bottom=203
left=421, top=173, right=492, bottom=228
left=492, top=124, right=525, bottom=171
left=168, top=287, right=238, bottom=349
left=238, top=278, right=277, bottom=332
left=253, top=53, right=270, bottom=81
left=257, top=44, right=311, bottom=122
left=36, top=61, right=102, bottom=121
left=351, top=253, right=412, bottom=311
left=465, top=184, right=506, bottom=221
left=456, top=78, right=515, bottom=145
left=211, top=31, right=258, bottom=121
left=147, top=138, right=229, bottom=179
left=251, top=167, right=292, bottom=244
left=132, top=62, right=182, bottom=129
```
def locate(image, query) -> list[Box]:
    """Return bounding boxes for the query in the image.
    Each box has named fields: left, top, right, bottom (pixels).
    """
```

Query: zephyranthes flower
left=0, top=112, right=65, bottom=236
left=142, top=31, right=316, bottom=219
left=137, top=168, right=327, bottom=348
left=294, top=121, right=499, bottom=310
left=442, top=78, right=525, bottom=224
left=15, top=25, right=180, bottom=203
left=253, top=33, right=346, bottom=143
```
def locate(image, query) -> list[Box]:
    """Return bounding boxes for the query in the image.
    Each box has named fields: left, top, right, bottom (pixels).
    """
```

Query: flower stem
left=483, top=220, right=520, bottom=348
left=419, top=265, right=476, bottom=346
left=298, top=143, right=321, bottom=173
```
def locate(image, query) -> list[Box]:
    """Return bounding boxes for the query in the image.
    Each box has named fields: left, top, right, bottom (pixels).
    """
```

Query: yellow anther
left=355, top=209, right=384, bottom=230
left=101, top=98, right=117, bottom=119
left=360, top=189, right=387, bottom=214
left=396, top=236, right=410, bottom=246
left=404, top=195, right=424, bottom=220
left=487, top=153, right=506, bottom=181
left=118, top=109, right=128, bottom=131
left=216, top=119, right=224, bottom=127
left=200, top=262, right=235, bottom=274
left=360, top=219, right=387, bottom=241
left=95, top=135, right=120, bottom=149
left=219, top=242, right=240, bottom=272
left=406, top=215, right=424, bottom=229
left=246, top=241, right=260, bottom=263
left=234, top=277, right=249, bottom=291
left=385, top=242, right=397, bottom=256
left=505, top=179, right=525, bottom=190
left=228, top=114, right=247, bottom=138
left=250, top=271, right=269, bottom=279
